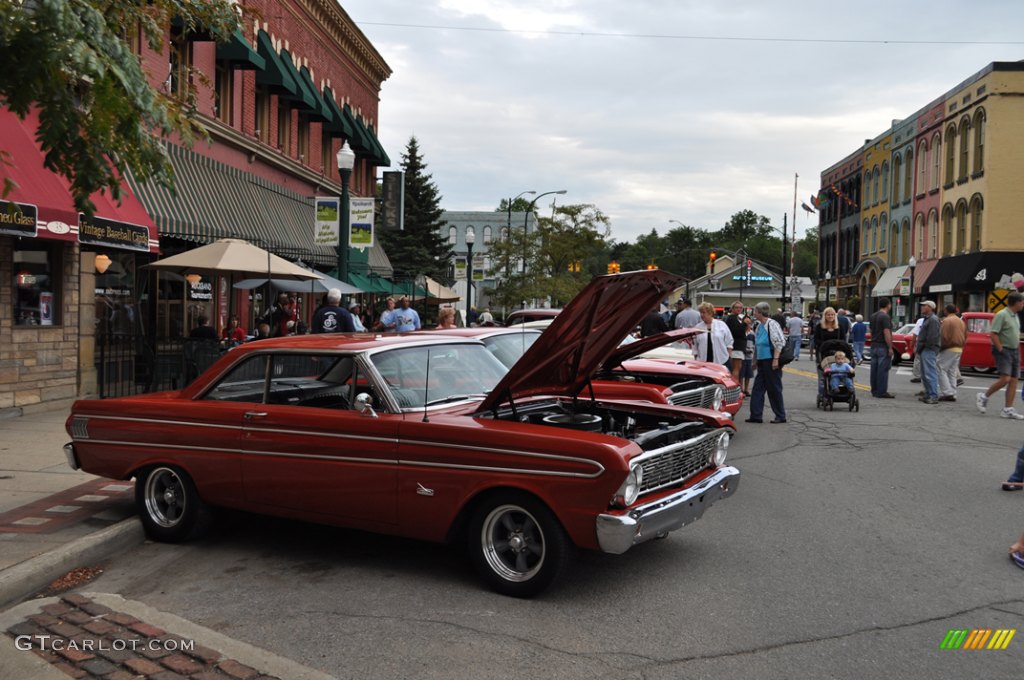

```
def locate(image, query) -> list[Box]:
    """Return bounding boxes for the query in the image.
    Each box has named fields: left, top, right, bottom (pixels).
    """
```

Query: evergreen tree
left=380, top=136, right=452, bottom=282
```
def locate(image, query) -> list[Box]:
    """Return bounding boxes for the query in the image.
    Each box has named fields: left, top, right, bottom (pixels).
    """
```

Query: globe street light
left=907, top=256, right=917, bottom=324
left=335, top=141, right=356, bottom=284
left=522, top=190, right=567, bottom=272
left=465, top=227, right=476, bottom=321
left=825, top=270, right=832, bottom=307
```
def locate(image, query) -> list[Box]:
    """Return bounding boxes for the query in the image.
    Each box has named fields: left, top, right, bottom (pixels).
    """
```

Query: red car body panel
left=959, top=312, right=1024, bottom=369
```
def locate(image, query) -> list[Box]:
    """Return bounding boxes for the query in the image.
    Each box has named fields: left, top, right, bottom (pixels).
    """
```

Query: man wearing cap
left=916, top=300, right=941, bottom=404
left=979, top=291, right=1024, bottom=419
left=674, top=297, right=701, bottom=329
left=348, top=300, right=367, bottom=331
left=311, top=288, right=355, bottom=333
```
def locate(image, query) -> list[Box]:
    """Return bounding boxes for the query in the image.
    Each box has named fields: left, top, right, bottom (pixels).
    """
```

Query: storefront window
left=94, top=252, right=138, bottom=336
left=14, top=243, right=60, bottom=326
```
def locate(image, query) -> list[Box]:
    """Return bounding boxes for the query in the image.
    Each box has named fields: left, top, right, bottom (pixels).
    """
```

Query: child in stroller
left=817, top=338, right=860, bottom=411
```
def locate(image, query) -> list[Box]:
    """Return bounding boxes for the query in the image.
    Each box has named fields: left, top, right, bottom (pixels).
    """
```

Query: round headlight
left=711, top=385, right=724, bottom=411
left=713, top=431, right=730, bottom=466
left=613, top=464, right=644, bottom=508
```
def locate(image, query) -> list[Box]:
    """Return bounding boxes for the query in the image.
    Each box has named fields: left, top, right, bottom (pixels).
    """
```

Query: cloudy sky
left=342, top=0, right=1024, bottom=244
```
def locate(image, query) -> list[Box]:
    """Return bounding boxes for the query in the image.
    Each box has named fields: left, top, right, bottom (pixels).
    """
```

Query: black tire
left=135, top=465, right=211, bottom=543
left=468, top=491, right=572, bottom=598
left=849, top=398, right=855, bottom=411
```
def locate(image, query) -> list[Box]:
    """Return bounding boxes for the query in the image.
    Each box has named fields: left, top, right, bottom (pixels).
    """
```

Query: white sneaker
left=976, top=393, right=988, bottom=413
left=1001, top=408, right=1024, bottom=420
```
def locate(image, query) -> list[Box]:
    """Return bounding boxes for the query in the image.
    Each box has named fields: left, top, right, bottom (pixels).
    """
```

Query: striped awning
left=125, top=143, right=338, bottom=267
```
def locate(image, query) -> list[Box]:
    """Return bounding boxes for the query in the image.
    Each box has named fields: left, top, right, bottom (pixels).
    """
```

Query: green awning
left=343, top=104, right=374, bottom=155
left=216, top=29, right=265, bottom=70
left=278, top=49, right=317, bottom=112
left=321, top=87, right=354, bottom=138
left=390, top=279, right=430, bottom=299
left=255, top=30, right=297, bottom=95
left=366, top=123, right=391, bottom=167
left=298, top=66, right=333, bottom=124
left=348, top=272, right=393, bottom=295
left=125, top=143, right=337, bottom=267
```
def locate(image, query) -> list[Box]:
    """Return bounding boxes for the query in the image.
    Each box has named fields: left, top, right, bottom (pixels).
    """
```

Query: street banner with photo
left=472, top=254, right=487, bottom=281
left=349, top=198, right=375, bottom=248
left=454, top=257, right=467, bottom=280
left=314, top=198, right=339, bottom=247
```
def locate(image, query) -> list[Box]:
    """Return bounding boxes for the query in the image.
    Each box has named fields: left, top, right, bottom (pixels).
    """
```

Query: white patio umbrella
left=145, top=239, right=322, bottom=281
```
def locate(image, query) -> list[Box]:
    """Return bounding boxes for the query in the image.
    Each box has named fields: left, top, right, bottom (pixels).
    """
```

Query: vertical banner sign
left=381, top=171, right=405, bottom=231
left=349, top=198, right=376, bottom=248
left=472, top=254, right=487, bottom=282
left=454, top=257, right=467, bottom=280
left=314, top=198, right=340, bottom=247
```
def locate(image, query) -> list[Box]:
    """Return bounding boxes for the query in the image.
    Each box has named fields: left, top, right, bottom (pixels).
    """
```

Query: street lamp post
left=907, top=256, right=917, bottom=325
left=825, top=270, right=832, bottom=308
left=465, top=228, right=476, bottom=321
left=335, top=141, right=356, bottom=284
left=522, top=189, right=567, bottom=272
left=507, top=190, right=536, bottom=241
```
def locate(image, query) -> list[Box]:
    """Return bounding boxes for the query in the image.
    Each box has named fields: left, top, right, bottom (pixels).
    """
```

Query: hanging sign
left=314, top=197, right=340, bottom=247
left=349, top=198, right=375, bottom=248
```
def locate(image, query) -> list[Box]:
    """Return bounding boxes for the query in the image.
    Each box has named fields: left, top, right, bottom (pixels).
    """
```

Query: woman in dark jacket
left=812, top=307, right=844, bottom=351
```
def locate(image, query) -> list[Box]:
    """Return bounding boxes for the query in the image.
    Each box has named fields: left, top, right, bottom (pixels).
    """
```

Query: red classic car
left=432, top=326, right=743, bottom=417
left=64, top=271, right=739, bottom=597
left=960, top=311, right=1024, bottom=372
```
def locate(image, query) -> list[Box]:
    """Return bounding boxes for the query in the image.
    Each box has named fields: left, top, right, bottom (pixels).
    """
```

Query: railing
left=95, top=334, right=224, bottom=399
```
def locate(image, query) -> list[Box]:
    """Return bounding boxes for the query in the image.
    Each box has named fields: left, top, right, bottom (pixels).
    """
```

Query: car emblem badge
left=416, top=483, right=434, bottom=497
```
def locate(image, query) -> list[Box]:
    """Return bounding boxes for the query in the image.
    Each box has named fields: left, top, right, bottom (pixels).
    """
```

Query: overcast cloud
left=342, top=0, right=1024, bottom=243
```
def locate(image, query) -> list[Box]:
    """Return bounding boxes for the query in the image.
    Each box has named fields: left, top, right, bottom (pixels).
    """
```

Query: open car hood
left=603, top=327, right=703, bottom=369
left=478, top=269, right=685, bottom=413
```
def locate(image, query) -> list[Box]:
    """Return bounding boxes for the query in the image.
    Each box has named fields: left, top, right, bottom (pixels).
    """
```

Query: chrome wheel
left=144, top=467, right=186, bottom=528
left=480, top=504, right=545, bottom=583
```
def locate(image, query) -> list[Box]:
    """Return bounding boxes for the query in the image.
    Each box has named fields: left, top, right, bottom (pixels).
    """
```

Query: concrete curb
left=0, top=519, right=144, bottom=610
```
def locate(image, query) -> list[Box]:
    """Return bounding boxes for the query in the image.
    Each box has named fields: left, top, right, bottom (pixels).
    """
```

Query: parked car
left=504, top=308, right=561, bottom=326
left=865, top=323, right=916, bottom=364
left=65, top=271, right=740, bottom=597
left=960, top=311, right=1024, bottom=372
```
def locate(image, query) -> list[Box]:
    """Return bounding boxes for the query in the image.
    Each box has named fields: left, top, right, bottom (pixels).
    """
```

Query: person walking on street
left=916, top=301, right=941, bottom=404
left=870, top=297, right=895, bottom=398
left=851, top=314, right=867, bottom=364
left=725, top=301, right=747, bottom=381
left=937, top=304, right=966, bottom=401
left=741, top=316, right=755, bottom=396
left=640, top=306, right=669, bottom=337
left=394, top=296, right=422, bottom=332
left=311, top=288, right=355, bottom=334
left=978, top=291, right=1024, bottom=419
left=1002, top=441, right=1024, bottom=492
left=674, top=297, right=701, bottom=329
left=786, top=313, right=803, bottom=362
left=746, top=301, right=787, bottom=424
left=908, top=316, right=924, bottom=383
left=377, top=297, right=397, bottom=332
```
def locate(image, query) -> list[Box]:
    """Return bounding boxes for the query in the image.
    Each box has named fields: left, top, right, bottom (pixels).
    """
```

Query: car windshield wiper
left=424, top=393, right=488, bottom=406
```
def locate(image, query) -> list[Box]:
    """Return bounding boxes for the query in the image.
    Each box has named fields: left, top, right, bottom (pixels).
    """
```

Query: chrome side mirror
left=355, top=393, right=377, bottom=418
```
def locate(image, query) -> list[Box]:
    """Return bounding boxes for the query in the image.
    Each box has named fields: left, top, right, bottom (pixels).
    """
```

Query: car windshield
left=896, top=324, right=915, bottom=334
left=483, top=331, right=542, bottom=369
left=370, top=344, right=509, bottom=409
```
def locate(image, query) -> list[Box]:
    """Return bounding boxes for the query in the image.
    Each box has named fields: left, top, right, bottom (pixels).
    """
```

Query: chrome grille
left=724, top=386, right=742, bottom=403
left=70, top=416, right=90, bottom=439
left=667, top=385, right=718, bottom=408
left=636, top=432, right=718, bottom=494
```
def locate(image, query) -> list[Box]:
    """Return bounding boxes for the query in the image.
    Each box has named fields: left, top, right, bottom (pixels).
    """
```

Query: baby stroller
left=816, top=338, right=860, bottom=412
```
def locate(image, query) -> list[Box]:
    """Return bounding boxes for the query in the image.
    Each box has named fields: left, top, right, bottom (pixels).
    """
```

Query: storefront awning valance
left=0, top=108, right=158, bottom=252
left=216, top=29, right=265, bottom=70
left=278, top=49, right=317, bottom=113
left=298, top=66, right=333, bottom=124
left=125, top=143, right=337, bottom=266
left=366, top=123, right=391, bottom=167
left=871, top=265, right=908, bottom=297
left=255, top=30, right=297, bottom=96
left=909, top=258, right=937, bottom=294
left=321, top=87, right=354, bottom=138
left=922, top=252, right=1024, bottom=293
left=342, top=104, right=374, bottom=156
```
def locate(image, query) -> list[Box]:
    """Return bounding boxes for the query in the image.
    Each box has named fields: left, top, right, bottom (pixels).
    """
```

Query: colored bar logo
left=940, top=629, right=1015, bottom=650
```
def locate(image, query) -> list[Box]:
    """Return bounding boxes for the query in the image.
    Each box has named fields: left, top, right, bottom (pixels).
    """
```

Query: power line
left=355, top=21, right=1024, bottom=46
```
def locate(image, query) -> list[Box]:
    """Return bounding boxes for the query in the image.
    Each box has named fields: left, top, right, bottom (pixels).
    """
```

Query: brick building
left=0, top=1, right=392, bottom=412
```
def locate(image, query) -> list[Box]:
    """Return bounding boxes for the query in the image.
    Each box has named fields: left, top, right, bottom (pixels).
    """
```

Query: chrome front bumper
left=63, top=442, right=79, bottom=471
left=595, top=466, right=740, bottom=554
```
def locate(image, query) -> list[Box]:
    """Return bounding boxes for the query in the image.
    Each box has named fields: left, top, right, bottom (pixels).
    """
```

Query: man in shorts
left=978, top=292, right=1024, bottom=419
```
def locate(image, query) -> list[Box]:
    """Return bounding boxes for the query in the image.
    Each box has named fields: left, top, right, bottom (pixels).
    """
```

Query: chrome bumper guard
left=63, top=442, right=79, bottom=471
left=595, top=465, right=740, bottom=554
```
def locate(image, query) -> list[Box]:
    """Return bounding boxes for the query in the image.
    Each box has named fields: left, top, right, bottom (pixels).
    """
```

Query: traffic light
left=646, top=263, right=658, bottom=270
left=607, top=261, right=621, bottom=274
left=568, top=260, right=581, bottom=273
left=709, top=251, right=717, bottom=273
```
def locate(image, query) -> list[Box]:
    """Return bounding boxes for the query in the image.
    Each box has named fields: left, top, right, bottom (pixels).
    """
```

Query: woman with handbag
left=746, top=301, right=787, bottom=424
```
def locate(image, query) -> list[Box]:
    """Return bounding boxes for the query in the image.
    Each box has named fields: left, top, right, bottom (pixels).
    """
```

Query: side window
left=266, top=354, right=350, bottom=408
left=967, top=318, right=990, bottom=334
left=203, top=356, right=269, bottom=403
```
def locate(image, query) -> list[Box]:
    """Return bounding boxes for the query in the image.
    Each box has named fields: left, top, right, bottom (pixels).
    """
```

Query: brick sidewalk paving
left=6, top=594, right=279, bottom=680
left=0, top=479, right=134, bottom=534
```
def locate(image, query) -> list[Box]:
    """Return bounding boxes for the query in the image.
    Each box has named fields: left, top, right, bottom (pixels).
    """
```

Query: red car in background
left=960, top=311, right=1024, bottom=372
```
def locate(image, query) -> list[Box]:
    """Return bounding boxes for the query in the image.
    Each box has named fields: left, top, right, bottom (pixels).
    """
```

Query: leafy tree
left=495, top=196, right=535, bottom=213
left=0, top=0, right=242, bottom=214
left=792, top=228, right=819, bottom=277
left=379, top=136, right=452, bottom=282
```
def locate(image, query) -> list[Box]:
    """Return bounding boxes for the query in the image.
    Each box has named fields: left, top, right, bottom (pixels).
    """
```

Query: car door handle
left=244, top=411, right=268, bottom=420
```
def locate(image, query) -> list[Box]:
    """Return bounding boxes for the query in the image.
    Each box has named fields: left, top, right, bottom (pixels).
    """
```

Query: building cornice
left=297, top=0, right=392, bottom=86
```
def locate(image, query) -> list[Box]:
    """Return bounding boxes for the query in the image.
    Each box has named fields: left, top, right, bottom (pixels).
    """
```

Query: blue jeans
left=750, top=359, right=786, bottom=421
left=829, top=374, right=854, bottom=392
left=870, top=346, right=891, bottom=396
left=919, top=349, right=939, bottom=400
left=852, top=341, right=865, bottom=363
left=1008, top=445, right=1024, bottom=484
left=788, top=336, right=801, bottom=360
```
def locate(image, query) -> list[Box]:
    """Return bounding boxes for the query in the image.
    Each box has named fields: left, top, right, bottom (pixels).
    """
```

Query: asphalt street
left=74, top=362, right=1023, bottom=680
